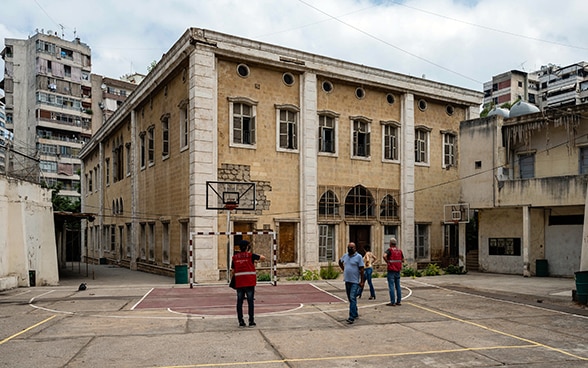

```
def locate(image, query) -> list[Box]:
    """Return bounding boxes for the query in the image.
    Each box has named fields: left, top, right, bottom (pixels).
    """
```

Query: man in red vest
left=383, top=238, right=404, bottom=306
left=231, top=240, right=266, bottom=327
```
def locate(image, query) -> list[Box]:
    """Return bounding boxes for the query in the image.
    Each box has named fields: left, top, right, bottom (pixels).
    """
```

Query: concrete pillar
left=522, top=205, right=531, bottom=277
left=400, top=93, right=415, bottom=266
left=299, top=72, right=319, bottom=270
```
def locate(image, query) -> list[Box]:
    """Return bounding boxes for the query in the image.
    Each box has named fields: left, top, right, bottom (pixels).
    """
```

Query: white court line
left=131, top=287, right=154, bottom=310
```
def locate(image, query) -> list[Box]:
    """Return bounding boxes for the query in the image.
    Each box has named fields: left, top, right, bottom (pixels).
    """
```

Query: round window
left=282, top=72, right=295, bottom=86
left=418, top=99, right=428, bottom=111
left=386, top=93, right=395, bottom=105
left=446, top=105, right=455, bottom=116
left=236, top=64, right=250, bottom=78
left=355, top=87, right=365, bottom=99
left=322, top=80, right=333, bottom=93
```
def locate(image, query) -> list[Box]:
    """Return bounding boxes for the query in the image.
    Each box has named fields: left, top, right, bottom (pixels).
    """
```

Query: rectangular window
left=443, top=133, right=456, bottom=167
left=148, top=223, right=155, bottom=261
left=110, top=225, right=116, bottom=251
left=140, top=223, right=147, bottom=260
left=319, top=115, right=335, bottom=153
left=126, top=223, right=132, bottom=258
left=519, top=153, right=535, bottom=179
left=180, top=221, right=189, bottom=264
left=126, top=144, right=131, bottom=176
left=279, top=109, right=298, bottom=150
left=162, top=222, right=170, bottom=264
left=489, top=238, right=521, bottom=256
left=180, top=106, right=189, bottom=149
left=383, top=125, right=398, bottom=160
left=94, top=168, right=98, bottom=192
left=414, top=224, right=429, bottom=260
left=162, top=117, right=169, bottom=157
left=87, top=172, right=92, bottom=192
left=415, top=129, right=428, bottom=163
left=232, top=103, right=256, bottom=145
left=318, top=224, right=336, bottom=262
left=580, top=147, right=588, bottom=174
left=383, top=225, right=398, bottom=254
left=352, top=120, right=370, bottom=157
left=64, top=65, right=71, bottom=78
left=140, top=134, right=146, bottom=168
left=105, top=158, right=110, bottom=185
left=148, top=127, right=154, bottom=165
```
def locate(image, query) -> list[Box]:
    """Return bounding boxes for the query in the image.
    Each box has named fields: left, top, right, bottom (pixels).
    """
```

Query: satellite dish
left=101, top=84, right=107, bottom=90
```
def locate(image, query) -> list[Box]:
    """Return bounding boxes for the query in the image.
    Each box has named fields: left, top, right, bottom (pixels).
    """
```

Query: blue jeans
left=345, top=282, right=361, bottom=320
left=359, top=268, right=375, bottom=298
left=236, top=286, right=255, bottom=323
left=387, top=271, right=402, bottom=304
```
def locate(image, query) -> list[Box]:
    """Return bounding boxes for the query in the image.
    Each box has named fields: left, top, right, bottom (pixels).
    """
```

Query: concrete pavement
left=1, top=263, right=587, bottom=367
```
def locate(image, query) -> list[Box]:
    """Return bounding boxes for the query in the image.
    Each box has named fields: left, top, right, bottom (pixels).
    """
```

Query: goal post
left=189, top=231, right=277, bottom=287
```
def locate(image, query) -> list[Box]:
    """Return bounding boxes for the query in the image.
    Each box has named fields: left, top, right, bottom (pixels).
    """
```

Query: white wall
left=0, top=177, right=58, bottom=290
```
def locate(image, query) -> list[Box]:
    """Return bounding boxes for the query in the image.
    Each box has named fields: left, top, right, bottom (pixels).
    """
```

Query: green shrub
left=302, top=269, right=320, bottom=281
left=444, top=264, right=467, bottom=274
left=401, top=266, right=421, bottom=277
left=320, top=262, right=340, bottom=280
left=423, top=263, right=441, bottom=276
left=257, top=272, right=271, bottom=281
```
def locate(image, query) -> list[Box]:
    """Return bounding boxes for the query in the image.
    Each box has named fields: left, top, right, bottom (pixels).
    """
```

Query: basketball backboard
left=206, top=181, right=256, bottom=210
left=443, top=203, right=470, bottom=224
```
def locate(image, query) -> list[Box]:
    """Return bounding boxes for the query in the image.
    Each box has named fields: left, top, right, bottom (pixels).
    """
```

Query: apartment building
left=0, top=100, right=13, bottom=174
left=80, top=28, right=482, bottom=281
left=484, top=62, right=588, bottom=113
left=1, top=30, right=92, bottom=197
left=460, top=104, right=588, bottom=277
left=537, top=62, right=588, bottom=109
left=90, top=74, right=142, bottom=133
left=483, top=70, right=539, bottom=109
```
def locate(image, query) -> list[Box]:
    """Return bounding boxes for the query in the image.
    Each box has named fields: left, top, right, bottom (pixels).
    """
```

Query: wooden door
left=278, top=222, right=296, bottom=263
left=349, top=225, right=371, bottom=255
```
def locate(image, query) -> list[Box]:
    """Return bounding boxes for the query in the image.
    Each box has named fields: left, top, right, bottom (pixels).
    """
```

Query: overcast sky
left=1, top=0, right=587, bottom=94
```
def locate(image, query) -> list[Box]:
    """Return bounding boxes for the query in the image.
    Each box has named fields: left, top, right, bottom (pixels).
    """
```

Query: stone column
left=400, top=93, right=415, bottom=267
left=299, top=72, right=319, bottom=270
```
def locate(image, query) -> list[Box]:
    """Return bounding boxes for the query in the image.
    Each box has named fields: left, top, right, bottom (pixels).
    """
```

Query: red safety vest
left=386, top=247, right=404, bottom=272
left=232, top=251, right=257, bottom=288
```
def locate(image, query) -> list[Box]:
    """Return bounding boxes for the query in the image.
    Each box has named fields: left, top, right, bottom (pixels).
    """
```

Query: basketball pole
left=226, top=206, right=231, bottom=283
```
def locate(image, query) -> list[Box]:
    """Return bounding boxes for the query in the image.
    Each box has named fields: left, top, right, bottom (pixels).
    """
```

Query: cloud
left=1, top=0, right=586, bottom=92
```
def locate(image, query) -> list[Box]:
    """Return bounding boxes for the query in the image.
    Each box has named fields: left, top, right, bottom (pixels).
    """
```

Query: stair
left=466, top=250, right=479, bottom=272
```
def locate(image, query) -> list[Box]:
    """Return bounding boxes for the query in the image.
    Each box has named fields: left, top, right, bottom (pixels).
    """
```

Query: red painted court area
left=134, top=283, right=345, bottom=316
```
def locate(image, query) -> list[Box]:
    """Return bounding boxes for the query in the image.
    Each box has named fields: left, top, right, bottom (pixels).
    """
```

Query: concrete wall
left=0, top=176, right=58, bottom=290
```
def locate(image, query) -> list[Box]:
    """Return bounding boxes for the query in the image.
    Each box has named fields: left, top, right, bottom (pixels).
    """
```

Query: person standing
left=338, top=242, right=365, bottom=324
left=383, top=238, right=404, bottom=306
left=360, top=245, right=377, bottom=300
left=231, top=240, right=266, bottom=327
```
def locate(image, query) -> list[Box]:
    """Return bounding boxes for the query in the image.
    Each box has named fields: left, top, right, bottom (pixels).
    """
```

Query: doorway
left=349, top=225, right=371, bottom=255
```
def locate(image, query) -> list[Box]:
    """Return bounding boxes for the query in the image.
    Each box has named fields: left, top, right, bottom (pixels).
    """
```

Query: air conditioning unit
left=497, top=167, right=510, bottom=181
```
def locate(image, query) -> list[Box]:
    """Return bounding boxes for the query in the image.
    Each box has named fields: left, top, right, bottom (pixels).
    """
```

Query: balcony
left=496, top=175, right=588, bottom=207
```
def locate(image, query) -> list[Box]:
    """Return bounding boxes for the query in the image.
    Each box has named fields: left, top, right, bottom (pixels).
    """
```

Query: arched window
left=380, top=195, right=399, bottom=220
left=319, top=190, right=339, bottom=216
left=344, top=185, right=374, bottom=218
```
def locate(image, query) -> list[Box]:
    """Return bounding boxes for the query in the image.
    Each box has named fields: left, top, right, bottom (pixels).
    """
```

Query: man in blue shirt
left=338, top=242, right=365, bottom=324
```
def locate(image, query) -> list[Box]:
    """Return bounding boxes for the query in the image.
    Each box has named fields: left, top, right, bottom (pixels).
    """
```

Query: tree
left=147, top=60, right=158, bottom=73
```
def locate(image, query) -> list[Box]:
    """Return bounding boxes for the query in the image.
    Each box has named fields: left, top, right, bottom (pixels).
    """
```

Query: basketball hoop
left=224, top=201, right=238, bottom=211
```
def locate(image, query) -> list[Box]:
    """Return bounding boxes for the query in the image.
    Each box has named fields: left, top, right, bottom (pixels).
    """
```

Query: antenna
left=58, top=24, right=65, bottom=38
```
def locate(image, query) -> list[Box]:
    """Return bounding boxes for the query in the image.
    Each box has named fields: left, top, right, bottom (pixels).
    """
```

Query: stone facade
left=80, top=28, right=482, bottom=282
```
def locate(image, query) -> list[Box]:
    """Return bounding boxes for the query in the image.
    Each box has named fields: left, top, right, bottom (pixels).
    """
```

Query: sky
left=1, top=0, right=587, bottom=95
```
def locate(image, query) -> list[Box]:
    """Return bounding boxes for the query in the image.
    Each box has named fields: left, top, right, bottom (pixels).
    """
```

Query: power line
left=296, top=0, right=482, bottom=85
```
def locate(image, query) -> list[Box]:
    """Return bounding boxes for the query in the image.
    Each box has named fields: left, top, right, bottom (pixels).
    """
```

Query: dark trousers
left=236, top=286, right=255, bottom=323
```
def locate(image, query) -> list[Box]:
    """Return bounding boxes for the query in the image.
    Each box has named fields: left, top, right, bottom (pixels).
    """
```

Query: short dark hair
left=238, top=240, right=250, bottom=251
